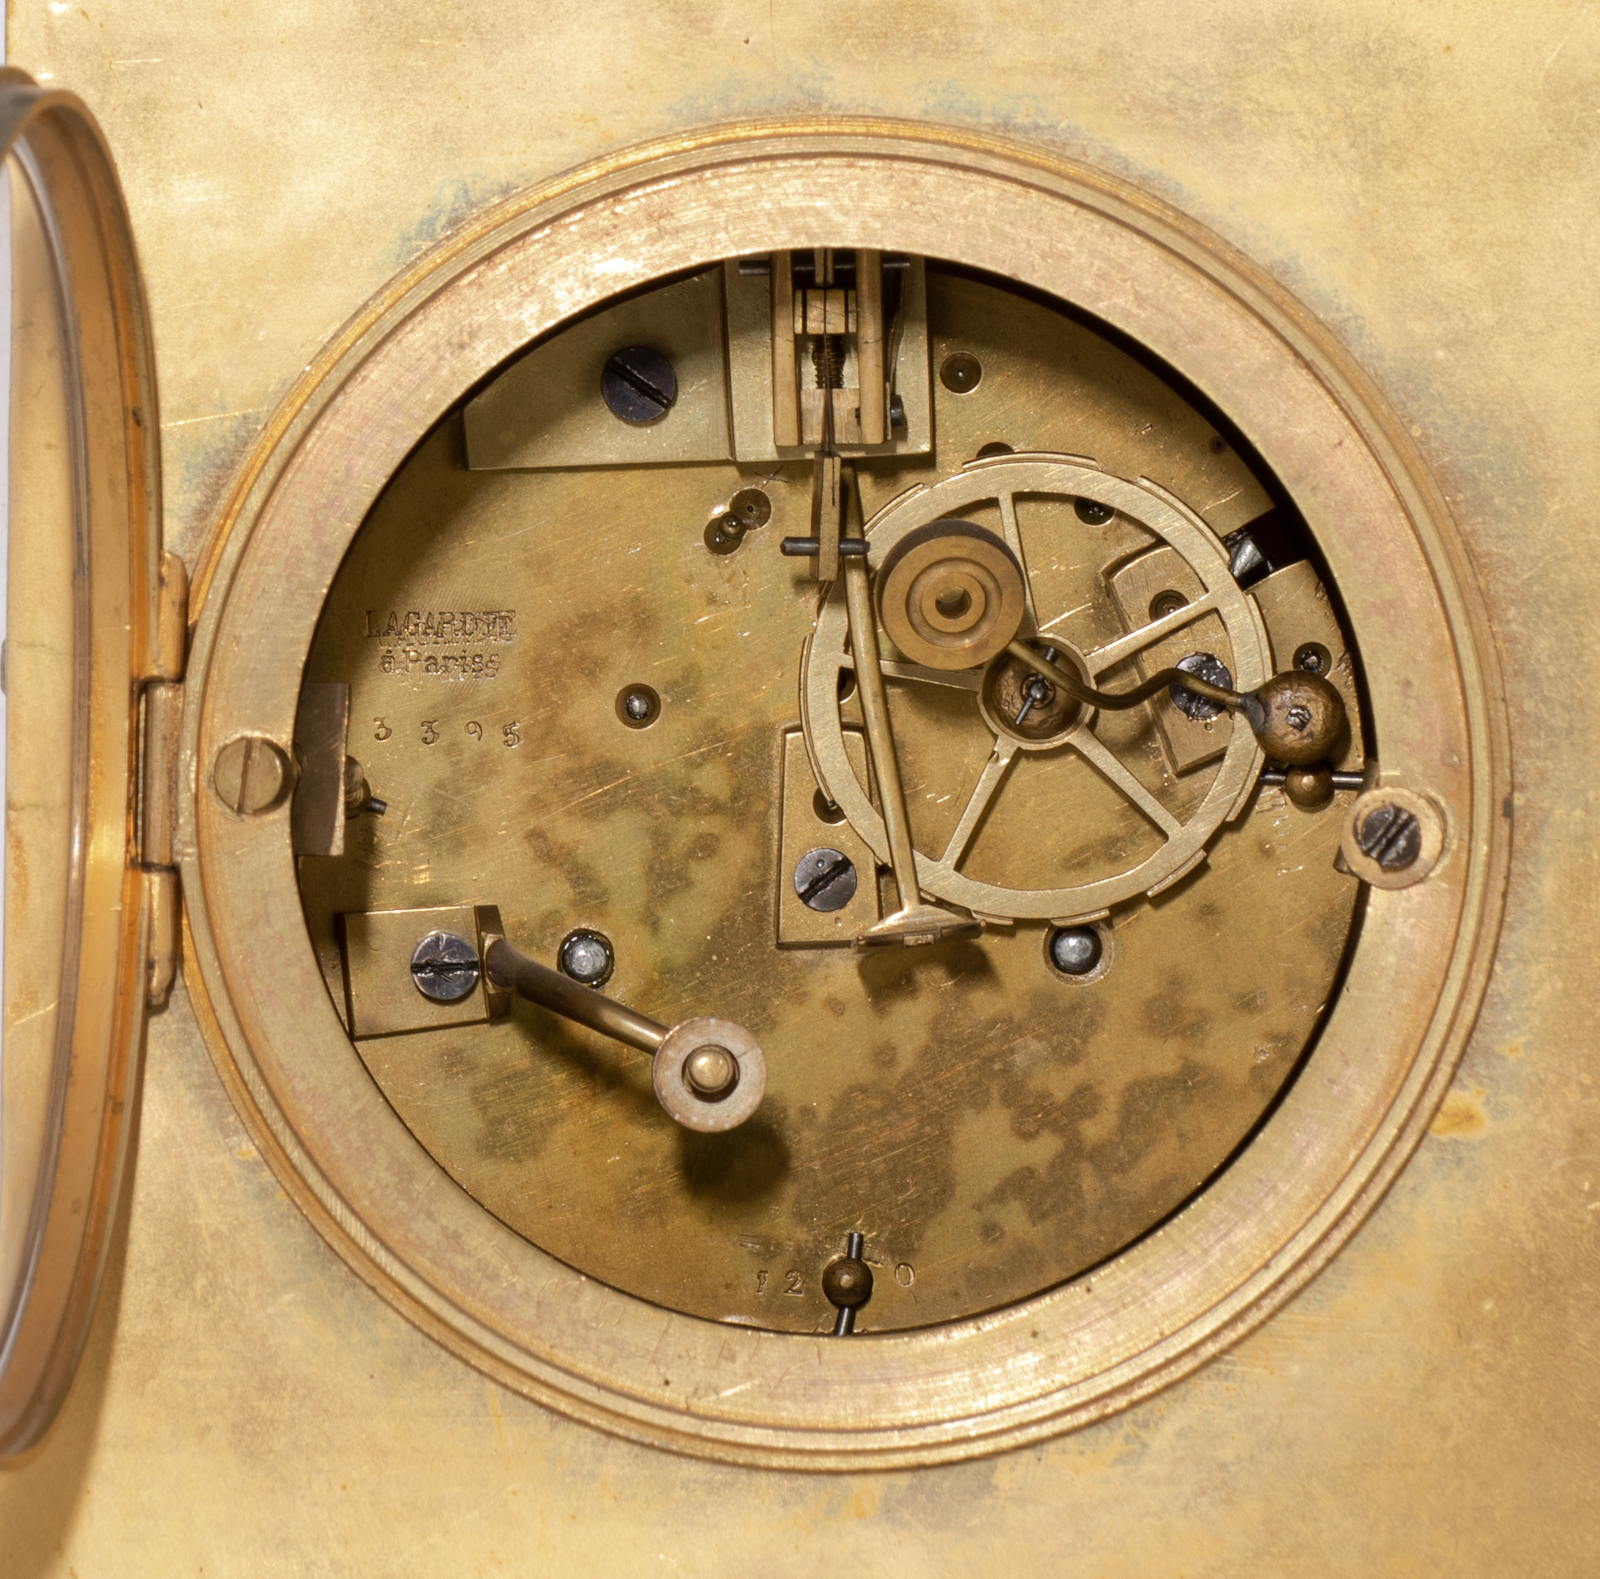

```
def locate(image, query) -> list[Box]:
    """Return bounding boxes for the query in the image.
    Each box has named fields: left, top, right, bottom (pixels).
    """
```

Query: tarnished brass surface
left=0, top=76, right=164, bottom=1456
left=776, top=727, right=880, bottom=944
left=7, top=0, right=1583, bottom=1567
left=157, top=125, right=1503, bottom=1465
left=463, top=269, right=732, bottom=472
left=292, top=271, right=1356, bottom=1335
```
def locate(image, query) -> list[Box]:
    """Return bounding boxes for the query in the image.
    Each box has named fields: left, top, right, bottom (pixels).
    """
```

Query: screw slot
left=410, top=932, right=481, bottom=1003
left=212, top=735, right=294, bottom=816
left=601, top=345, right=678, bottom=424
left=1355, top=803, right=1423, bottom=871
left=794, top=848, right=858, bottom=912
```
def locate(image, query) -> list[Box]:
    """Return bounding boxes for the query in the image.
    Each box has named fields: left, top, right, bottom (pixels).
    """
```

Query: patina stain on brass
left=296, top=270, right=1361, bottom=1333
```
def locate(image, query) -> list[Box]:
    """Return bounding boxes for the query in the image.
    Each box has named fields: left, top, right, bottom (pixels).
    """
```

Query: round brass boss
left=875, top=519, right=1027, bottom=670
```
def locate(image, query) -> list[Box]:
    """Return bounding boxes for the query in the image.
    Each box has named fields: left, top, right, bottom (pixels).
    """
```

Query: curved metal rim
left=0, top=70, right=161, bottom=1457
left=176, top=117, right=1510, bottom=1469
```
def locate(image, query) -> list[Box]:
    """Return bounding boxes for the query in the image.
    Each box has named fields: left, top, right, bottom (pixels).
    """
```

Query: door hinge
left=140, top=548, right=188, bottom=1007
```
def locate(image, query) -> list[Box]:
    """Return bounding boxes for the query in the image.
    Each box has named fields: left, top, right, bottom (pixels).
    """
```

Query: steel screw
left=601, top=345, right=677, bottom=424
left=615, top=684, right=661, bottom=729
left=794, top=848, right=858, bottom=912
left=410, top=932, right=481, bottom=1003
left=1048, top=925, right=1103, bottom=977
left=1170, top=652, right=1233, bottom=720
left=1355, top=802, right=1423, bottom=871
left=558, top=929, right=615, bottom=987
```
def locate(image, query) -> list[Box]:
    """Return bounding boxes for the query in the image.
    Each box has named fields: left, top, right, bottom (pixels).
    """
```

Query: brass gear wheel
left=800, top=454, right=1271, bottom=923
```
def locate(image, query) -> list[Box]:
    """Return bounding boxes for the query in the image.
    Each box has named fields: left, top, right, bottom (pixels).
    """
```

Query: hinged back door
left=0, top=67, right=167, bottom=1455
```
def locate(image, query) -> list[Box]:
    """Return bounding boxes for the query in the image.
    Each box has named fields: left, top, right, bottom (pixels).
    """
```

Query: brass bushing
left=875, top=519, right=1027, bottom=670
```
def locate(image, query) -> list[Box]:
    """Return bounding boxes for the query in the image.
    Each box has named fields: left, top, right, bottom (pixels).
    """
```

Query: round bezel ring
left=178, top=120, right=1508, bottom=1469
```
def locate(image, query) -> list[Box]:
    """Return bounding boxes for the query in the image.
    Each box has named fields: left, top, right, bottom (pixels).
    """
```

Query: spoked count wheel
left=800, top=455, right=1272, bottom=924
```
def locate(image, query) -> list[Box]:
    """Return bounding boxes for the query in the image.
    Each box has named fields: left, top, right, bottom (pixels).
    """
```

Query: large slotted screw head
left=1339, top=787, right=1446, bottom=890
left=410, top=932, right=481, bottom=1003
left=213, top=735, right=293, bottom=815
left=601, top=345, right=678, bottom=424
left=794, top=848, right=858, bottom=912
left=1355, top=802, right=1423, bottom=870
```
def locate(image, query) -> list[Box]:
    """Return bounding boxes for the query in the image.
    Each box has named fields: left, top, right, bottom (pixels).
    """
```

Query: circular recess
left=615, top=683, right=661, bottom=728
left=939, top=351, right=983, bottom=393
left=179, top=123, right=1507, bottom=1469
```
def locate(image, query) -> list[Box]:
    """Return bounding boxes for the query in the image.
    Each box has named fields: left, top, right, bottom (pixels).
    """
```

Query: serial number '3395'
left=373, top=718, right=522, bottom=747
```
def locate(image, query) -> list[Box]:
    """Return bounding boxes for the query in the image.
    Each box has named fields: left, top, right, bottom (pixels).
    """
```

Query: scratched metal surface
left=292, top=268, right=1356, bottom=1335
left=0, top=1, right=1595, bottom=1572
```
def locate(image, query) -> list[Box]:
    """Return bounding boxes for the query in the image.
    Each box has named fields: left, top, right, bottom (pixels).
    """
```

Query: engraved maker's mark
left=369, top=607, right=516, bottom=681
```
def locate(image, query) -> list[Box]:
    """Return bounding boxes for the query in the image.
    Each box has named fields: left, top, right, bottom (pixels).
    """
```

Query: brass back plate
left=173, top=125, right=1506, bottom=1467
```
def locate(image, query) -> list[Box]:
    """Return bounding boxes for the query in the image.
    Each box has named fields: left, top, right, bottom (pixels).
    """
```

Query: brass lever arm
left=486, top=936, right=665, bottom=1052
left=1004, top=641, right=1347, bottom=766
left=483, top=936, right=767, bottom=1132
